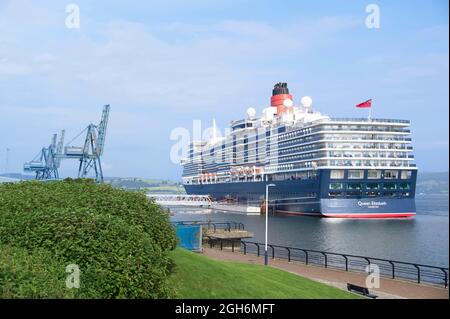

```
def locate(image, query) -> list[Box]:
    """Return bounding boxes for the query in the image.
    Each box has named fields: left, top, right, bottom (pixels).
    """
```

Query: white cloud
left=382, top=53, right=449, bottom=85
left=0, top=60, right=32, bottom=76
left=0, top=2, right=362, bottom=115
left=3, top=2, right=447, bottom=175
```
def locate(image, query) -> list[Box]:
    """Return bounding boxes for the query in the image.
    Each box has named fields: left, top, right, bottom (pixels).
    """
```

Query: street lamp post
left=265, top=183, right=276, bottom=266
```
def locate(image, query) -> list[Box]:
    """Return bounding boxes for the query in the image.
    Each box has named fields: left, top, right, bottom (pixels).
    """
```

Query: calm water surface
left=171, top=194, right=449, bottom=267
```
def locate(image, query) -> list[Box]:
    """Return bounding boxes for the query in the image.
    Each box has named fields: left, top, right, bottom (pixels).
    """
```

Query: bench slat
left=347, top=283, right=378, bottom=299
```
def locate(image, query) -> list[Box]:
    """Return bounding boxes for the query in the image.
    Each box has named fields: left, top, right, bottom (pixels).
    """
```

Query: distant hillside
left=416, top=172, right=449, bottom=195
left=104, top=177, right=185, bottom=194
left=3, top=172, right=446, bottom=195
left=0, top=173, right=35, bottom=180
left=0, top=174, right=185, bottom=193
left=104, top=177, right=153, bottom=189
left=0, top=176, right=20, bottom=183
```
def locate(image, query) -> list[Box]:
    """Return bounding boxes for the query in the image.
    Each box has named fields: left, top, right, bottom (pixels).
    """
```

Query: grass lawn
left=168, top=248, right=360, bottom=299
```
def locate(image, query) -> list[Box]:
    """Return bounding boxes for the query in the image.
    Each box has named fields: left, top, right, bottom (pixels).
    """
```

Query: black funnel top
left=272, top=82, right=289, bottom=96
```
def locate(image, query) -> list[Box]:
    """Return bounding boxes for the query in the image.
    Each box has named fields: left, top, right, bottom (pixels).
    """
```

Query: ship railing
left=208, top=240, right=448, bottom=288
left=327, top=118, right=410, bottom=124
left=278, top=145, right=414, bottom=156
left=265, top=163, right=416, bottom=174
left=278, top=127, right=411, bottom=141
left=276, top=136, right=413, bottom=150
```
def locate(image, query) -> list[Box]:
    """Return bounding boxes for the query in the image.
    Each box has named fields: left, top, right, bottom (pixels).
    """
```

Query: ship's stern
left=318, top=168, right=417, bottom=218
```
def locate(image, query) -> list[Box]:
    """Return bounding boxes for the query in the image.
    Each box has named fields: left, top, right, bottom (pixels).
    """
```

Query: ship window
left=347, top=191, right=362, bottom=197
left=384, top=170, right=398, bottom=179
left=328, top=191, right=343, bottom=198
left=400, top=192, right=411, bottom=197
left=296, top=172, right=308, bottom=180
left=348, top=183, right=362, bottom=190
left=309, top=171, right=318, bottom=179
left=401, top=171, right=412, bottom=179
left=383, top=183, right=397, bottom=190
left=273, top=173, right=285, bottom=181
left=366, top=182, right=380, bottom=190
left=383, top=191, right=396, bottom=197
left=330, top=170, right=344, bottom=179
left=329, top=183, right=344, bottom=190
left=366, top=191, right=380, bottom=197
left=367, top=170, right=381, bottom=179
left=399, top=182, right=411, bottom=190
left=348, top=170, right=364, bottom=179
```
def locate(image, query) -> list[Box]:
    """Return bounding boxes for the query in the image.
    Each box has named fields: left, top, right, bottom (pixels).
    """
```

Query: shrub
left=0, top=245, right=74, bottom=298
left=0, top=180, right=177, bottom=298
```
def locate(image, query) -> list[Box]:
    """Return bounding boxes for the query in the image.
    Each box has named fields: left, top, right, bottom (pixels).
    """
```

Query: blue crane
left=24, top=105, right=110, bottom=182
left=74, top=104, right=110, bottom=182
left=23, top=132, right=63, bottom=179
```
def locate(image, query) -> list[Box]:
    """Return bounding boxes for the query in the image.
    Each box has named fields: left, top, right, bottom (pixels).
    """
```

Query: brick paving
left=202, top=247, right=449, bottom=299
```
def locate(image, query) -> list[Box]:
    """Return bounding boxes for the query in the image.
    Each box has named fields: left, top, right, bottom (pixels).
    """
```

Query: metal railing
left=208, top=239, right=448, bottom=288
left=328, top=118, right=410, bottom=124
left=277, top=127, right=411, bottom=142
left=172, top=221, right=245, bottom=232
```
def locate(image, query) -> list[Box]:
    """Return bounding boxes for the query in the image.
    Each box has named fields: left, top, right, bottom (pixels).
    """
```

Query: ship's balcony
left=275, top=148, right=414, bottom=160
left=277, top=143, right=414, bottom=156
left=275, top=129, right=411, bottom=144
left=326, top=118, right=410, bottom=125
left=281, top=127, right=410, bottom=139
left=275, top=136, right=413, bottom=153
left=275, top=155, right=415, bottom=166
left=265, top=160, right=416, bottom=173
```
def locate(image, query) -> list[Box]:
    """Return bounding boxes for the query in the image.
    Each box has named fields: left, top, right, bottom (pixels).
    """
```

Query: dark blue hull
left=183, top=169, right=417, bottom=218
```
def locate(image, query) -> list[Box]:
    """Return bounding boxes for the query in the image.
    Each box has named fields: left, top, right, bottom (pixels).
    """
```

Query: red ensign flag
left=356, top=99, right=372, bottom=108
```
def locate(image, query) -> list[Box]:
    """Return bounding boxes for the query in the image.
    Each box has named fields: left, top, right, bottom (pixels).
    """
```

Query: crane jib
left=23, top=104, right=111, bottom=183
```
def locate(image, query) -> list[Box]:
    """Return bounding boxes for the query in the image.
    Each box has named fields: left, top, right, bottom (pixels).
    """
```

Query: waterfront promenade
left=203, top=247, right=449, bottom=299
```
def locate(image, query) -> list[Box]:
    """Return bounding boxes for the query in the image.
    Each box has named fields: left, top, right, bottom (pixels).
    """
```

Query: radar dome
left=283, top=99, right=294, bottom=107
left=247, top=107, right=256, bottom=118
left=301, top=96, right=313, bottom=108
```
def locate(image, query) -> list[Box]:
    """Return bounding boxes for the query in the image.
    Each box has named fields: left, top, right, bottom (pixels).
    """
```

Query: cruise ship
left=181, top=83, right=417, bottom=218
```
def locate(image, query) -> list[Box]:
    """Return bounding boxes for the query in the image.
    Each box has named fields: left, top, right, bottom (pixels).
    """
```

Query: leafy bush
left=0, top=180, right=177, bottom=298
left=0, top=245, right=75, bottom=298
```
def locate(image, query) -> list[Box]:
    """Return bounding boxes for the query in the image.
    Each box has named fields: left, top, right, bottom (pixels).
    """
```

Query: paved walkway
left=202, top=247, right=449, bottom=299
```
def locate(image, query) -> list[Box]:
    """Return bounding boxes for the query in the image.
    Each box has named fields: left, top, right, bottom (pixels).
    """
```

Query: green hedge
left=0, top=179, right=177, bottom=298
left=0, top=245, right=75, bottom=298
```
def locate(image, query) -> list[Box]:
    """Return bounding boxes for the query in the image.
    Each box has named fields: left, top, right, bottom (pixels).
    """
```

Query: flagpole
left=356, top=99, right=373, bottom=120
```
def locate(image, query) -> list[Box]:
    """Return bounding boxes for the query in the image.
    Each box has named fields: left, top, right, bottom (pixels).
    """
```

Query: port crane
left=24, top=105, right=110, bottom=182
left=23, top=132, right=64, bottom=179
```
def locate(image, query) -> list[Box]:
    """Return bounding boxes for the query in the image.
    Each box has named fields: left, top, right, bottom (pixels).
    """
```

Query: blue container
left=174, top=224, right=202, bottom=251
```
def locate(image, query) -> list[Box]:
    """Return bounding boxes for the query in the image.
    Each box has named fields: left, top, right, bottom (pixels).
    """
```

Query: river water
left=170, top=193, right=449, bottom=267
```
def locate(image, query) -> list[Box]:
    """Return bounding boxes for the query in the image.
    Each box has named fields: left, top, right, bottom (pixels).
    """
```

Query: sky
left=0, top=0, right=448, bottom=180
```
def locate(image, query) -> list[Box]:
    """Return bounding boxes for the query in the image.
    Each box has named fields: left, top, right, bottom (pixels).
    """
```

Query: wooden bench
left=347, top=283, right=378, bottom=299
